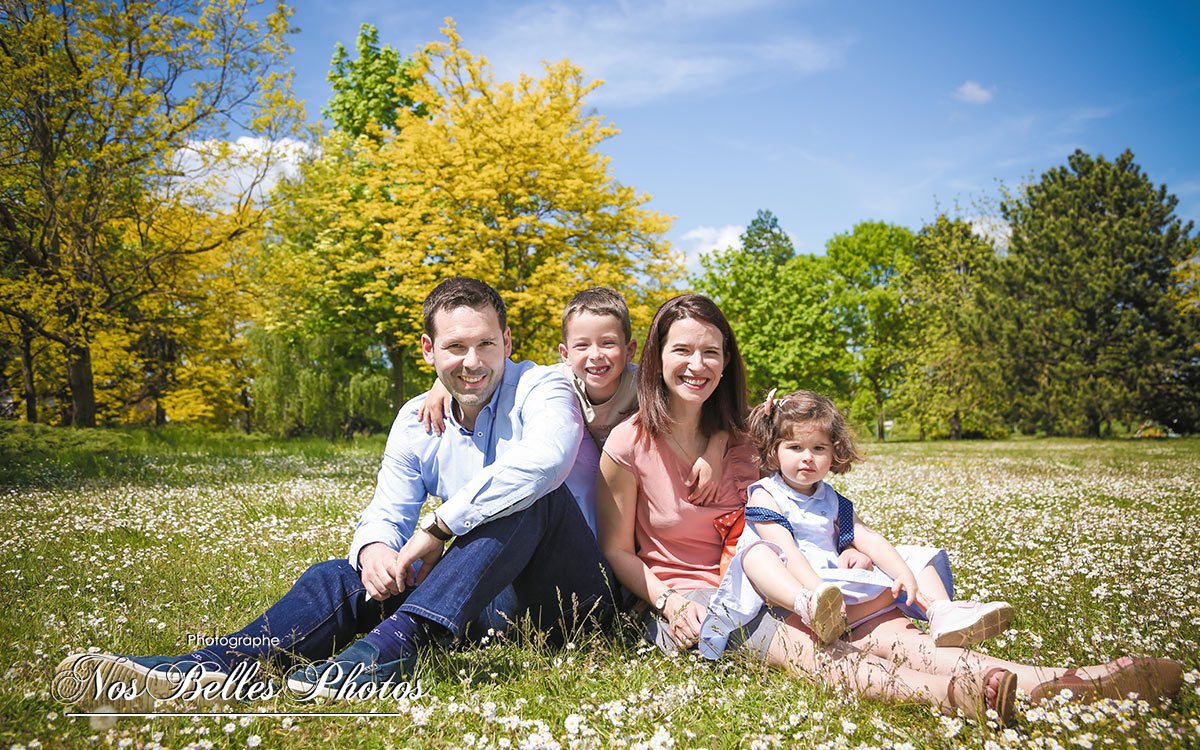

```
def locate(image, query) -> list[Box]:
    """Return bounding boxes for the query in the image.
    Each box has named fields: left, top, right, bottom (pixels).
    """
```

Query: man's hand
left=359, top=542, right=404, bottom=601
left=837, top=548, right=874, bottom=570
left=394, top=527, right=448, bottom=588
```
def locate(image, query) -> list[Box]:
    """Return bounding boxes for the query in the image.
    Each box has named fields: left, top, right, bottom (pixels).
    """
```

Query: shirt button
left=476, top=432, right=483, bottom=437
left=465, top=521, right=473, bottom=527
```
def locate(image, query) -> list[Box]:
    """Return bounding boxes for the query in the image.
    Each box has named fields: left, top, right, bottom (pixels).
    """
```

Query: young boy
left=419, top=287, right=727, bottom=503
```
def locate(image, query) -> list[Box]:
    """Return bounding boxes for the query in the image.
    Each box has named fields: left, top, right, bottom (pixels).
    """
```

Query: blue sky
left=281, top=0, right=1200, bottom=272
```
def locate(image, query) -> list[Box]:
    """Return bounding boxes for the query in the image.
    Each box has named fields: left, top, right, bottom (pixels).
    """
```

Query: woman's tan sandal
left=1030, top=657, right=1184, bottom=705
left=947, top=667, right=1016, bottom=726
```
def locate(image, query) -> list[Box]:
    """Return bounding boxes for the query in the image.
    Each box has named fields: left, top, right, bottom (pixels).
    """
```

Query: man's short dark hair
left=423, top=277, right=507, bottom=339
left=561, top=287, right=633, bottom=343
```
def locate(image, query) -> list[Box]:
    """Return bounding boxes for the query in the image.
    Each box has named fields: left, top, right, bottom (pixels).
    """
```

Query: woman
left=596, top=294, right=1182, bottom=724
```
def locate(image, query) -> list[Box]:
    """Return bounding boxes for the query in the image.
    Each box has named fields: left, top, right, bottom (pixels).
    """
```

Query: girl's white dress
left=698, top=473, right=949, bottom=658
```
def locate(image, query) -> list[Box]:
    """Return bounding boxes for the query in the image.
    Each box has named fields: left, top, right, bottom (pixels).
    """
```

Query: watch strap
left=655, top=588, right=678, bottom=613
left=422, top=513, right=453, bottom=541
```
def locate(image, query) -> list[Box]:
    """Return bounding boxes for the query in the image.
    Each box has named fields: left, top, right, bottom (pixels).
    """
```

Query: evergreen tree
left=991, top=149, right=1200, bottom=435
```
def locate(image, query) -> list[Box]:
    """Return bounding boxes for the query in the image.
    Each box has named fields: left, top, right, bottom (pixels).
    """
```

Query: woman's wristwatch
left=654, top=588, right=678, bottom=614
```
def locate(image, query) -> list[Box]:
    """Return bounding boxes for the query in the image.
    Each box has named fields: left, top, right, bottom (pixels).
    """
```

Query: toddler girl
left=700, top=389, right=1013, bottom=656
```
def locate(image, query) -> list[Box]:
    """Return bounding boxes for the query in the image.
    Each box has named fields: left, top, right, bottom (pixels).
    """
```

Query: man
left=56, top=277, right=613, bottom=709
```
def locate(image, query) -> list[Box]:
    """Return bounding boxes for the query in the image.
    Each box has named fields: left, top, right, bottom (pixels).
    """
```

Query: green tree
left=895, top=215, right=1005, bottom=439
left=991, top=149, right=1200, bottom=435
left=325, top=23, right=424, bottom=138
left=694, top=210, right=850, bottom=401
left=257, top=23, right=434, bottom=410
left=826, top=221, right=915, bottom=439
left=249, top=327, right=392, bottom=438
left=0, top=0, right=301, bottom=426
left=259, top=21, right=679, bottom=410
left=256, top=129, right=427, bottom=410
left=365, top=23, right=680, bottom=362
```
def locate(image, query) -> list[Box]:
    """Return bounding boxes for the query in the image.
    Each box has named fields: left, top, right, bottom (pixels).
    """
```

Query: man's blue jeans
left=198, top=485, right=614, bottom=669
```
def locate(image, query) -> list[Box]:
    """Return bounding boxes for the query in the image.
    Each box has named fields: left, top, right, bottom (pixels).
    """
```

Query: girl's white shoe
left=927, top=600, right=1014, bottom=648
left=794, top=583, right=846, bottom=644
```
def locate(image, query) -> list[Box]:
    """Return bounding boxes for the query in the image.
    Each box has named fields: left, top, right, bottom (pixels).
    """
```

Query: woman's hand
left=664, top=593, right=706, bottom=649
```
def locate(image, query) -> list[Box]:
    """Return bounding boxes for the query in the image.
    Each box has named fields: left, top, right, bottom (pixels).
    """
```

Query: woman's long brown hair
left=633, top=294, right=748, bottom=438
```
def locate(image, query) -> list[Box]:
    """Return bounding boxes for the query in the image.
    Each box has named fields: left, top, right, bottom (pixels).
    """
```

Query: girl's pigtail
left=748, top=389, right=779, bottom=471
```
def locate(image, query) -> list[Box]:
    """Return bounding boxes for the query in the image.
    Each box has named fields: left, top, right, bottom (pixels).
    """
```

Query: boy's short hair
left=423, top=277, right=507, bottom=340
left=561, top=287, right=632, bottom=343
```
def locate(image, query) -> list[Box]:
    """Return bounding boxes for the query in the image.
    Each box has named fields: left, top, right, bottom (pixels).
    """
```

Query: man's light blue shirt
left=348, top=359, right=599, bottom=569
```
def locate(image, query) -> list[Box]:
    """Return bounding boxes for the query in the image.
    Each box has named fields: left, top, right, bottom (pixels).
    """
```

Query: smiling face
left=421, top=305, right=512, bottom=427
left=659, top=317, right=727, bottom=412
left=558, top=311, right=637, bottom=405
left=776, top=424, right=835, bottom=496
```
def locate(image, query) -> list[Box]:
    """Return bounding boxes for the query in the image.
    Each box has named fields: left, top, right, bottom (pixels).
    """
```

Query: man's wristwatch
left=419, top=512, right=453, bottom=541
left=654, top=588, right=678, bottom=614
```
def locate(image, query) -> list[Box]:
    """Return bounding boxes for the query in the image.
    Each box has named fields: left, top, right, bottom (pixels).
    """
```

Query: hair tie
left=764, top=388, right=778, bottom=417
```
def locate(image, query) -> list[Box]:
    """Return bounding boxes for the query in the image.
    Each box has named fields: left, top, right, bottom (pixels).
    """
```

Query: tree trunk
left=386, top=342, right=406, bottom=409
left=155, top=400, right=166, bottom=426
left=19, top=323, right=37, bottom=423
left=239, top=388, right=252, bottom=433
left=875, top=389, right=885, bottom=440
left=66, top=343, right=97, bottom=427
left=950, top=410, right=962, bottom=440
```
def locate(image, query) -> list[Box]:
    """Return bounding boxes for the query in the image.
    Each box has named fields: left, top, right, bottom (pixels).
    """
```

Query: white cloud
left=475, top=1, right=851, bottom=106
left=173, top=137, right=309, bottom=205
left=953, top=80, right=994, bottom=104
left=676, top=224, right=744, bottom=275
left=968, top=215, right=1011, bottom=251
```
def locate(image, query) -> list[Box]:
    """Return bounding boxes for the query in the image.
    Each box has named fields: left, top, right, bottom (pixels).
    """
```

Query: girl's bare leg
left=742, top=544, right=824, bottom=605
left=746, top=550, right=930, bottom=625
left=915, top=561, right=951, bottom=604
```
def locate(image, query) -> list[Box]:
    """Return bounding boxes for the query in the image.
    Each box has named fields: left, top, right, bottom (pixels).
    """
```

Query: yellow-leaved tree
left=0, top=0, right=301, bottom=426
left=258, top=22, right=681, bottom=413
left=380, top=22, right=681, bottom=361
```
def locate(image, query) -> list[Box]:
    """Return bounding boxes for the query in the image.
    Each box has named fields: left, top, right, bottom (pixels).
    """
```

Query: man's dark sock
left=359, top=610, right=429, bottom=662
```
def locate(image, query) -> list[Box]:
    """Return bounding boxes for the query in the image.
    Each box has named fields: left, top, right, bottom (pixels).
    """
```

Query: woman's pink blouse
left=603, top=418, right=758, bottom=591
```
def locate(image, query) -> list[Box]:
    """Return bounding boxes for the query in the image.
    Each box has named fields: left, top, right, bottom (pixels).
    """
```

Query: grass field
left=1, top=426, right=1197, bottom=749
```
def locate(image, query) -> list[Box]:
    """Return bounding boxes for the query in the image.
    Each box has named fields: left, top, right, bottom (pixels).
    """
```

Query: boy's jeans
left=198, top=485, right=614, bottom=669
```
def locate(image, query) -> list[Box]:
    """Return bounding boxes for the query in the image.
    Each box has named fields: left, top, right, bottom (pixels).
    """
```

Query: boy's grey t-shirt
left=553, top=362, right=638, bottom=449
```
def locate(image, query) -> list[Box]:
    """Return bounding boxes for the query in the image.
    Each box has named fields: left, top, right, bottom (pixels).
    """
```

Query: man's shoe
left=928, top=600, right=1014, bottom=648
left=53, top=653, right=230, bottom=713
left=285, top=640, right=415, bottom=700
